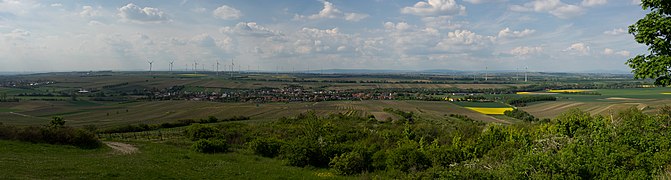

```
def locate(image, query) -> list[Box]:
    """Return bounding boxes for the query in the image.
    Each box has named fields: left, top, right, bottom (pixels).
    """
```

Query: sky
left=0, top=0, right=649, bottom=72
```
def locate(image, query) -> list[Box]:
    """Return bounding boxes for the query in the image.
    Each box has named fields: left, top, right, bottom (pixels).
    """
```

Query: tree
left=628, top=0, right=671, bottom=85
left=186, top=124, right=218, bottom=141
left=330, top=151, right=366, bottom=175
left=49, top=116, right=66, bottom=128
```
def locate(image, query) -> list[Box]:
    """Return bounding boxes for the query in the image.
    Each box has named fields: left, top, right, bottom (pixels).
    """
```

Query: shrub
left=201, top=116, right=218, bottom=123
left=280, top=139, right=328, bottom=167
left=186, top=124, right=218, bottom=141
left=192, top=139, right=229, bottom=153
left=248, top=138, right=284, bottom=158
left=504, top=109, right=539, bottom=122
left=371, top=150, right=387, bottom=171
left=71, top=129, right=103, bottom=149
left=426, top=146, right=465, bottom=167
left=102, top=124, right=157, bottom=133
left=386, top=140, right=431, bottom=172
left=49, top=116, right=65, bottom=128
left=0, top=124, right=101, bottom=149
left=330, top=151, right=366, bottom=175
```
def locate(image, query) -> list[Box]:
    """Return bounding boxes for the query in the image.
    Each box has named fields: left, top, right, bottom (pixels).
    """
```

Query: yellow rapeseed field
left=516, top=92, right=531, bottom=95
left=547, top=89, right=589, bottom=93
left=662, top=92, right=671, bottom=95
left=466, top=107, right=514, bottom=115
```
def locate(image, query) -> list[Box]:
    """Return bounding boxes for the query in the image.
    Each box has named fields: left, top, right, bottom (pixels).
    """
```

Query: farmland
left=514, top=88, right=671, bottom=118
left=0, top=100, right=511, bottom=127
left=0, top=72, right=668, bottom=126
left=1, top=71, right=671, bottom=179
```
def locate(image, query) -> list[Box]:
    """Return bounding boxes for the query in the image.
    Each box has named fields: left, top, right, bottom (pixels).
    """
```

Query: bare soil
left=104, top=141, right=138, bottom=154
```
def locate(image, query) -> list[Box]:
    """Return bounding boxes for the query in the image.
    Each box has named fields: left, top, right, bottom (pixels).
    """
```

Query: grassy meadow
left=0, top=140, right=346, bottom=179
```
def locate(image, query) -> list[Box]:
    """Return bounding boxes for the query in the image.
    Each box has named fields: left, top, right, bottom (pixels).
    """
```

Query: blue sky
left=0, top=0, right=648, bottom=72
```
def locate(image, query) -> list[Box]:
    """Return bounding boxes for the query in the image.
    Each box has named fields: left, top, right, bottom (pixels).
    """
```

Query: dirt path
left=104, top=141, right=138, bottom=154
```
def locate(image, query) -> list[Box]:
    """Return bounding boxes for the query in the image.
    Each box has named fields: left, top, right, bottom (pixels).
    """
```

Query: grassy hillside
left=0, top=140, right=346, bottom=179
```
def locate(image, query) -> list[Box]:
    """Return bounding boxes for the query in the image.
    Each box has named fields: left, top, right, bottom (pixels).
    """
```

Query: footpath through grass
left=0, top=140, right=346, bottom=179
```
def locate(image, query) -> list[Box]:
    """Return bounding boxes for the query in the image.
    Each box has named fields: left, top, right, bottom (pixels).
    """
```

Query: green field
left=518, top=88, right=671, bottom=118
left=0, top=100, right=510, bottom=127
left=0, top=140, right=345, bottom=179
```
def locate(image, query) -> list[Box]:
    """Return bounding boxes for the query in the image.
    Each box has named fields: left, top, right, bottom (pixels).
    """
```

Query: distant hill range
left=310, top=69, right=633, bottom=75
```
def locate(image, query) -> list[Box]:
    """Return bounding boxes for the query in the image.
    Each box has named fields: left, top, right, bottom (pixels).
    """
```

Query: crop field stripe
left=465, top=107, right=514, bottom=115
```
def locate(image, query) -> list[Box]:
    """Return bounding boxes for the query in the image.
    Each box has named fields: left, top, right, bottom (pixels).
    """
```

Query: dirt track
left=104, top=141, right=138, bottom=154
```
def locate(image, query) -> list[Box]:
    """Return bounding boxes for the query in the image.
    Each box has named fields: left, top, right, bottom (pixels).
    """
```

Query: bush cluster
left=503, top=108, right=539, bottom=122
left=506, top=95, right=556, bottom=107
left=170, top=108, right=671, bottom=179
left=0, top=124, right=101, bottom=149
left=186, top=124, right=219, bottom=141
left=248, top=138, right=284, bottom=158
left=101, top=116, right=251, bottom=133
left=192, top=139, right=229, bottom=153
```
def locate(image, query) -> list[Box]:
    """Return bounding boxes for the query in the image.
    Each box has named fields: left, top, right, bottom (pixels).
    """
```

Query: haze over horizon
left=0, top=0, right=648, bottom=72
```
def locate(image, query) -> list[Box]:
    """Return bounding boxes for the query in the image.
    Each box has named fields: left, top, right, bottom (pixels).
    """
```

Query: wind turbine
left=485, top=66, right=488, bottom=81
left=216, top=61, right=220, bottom=76
left=194, top=61, right=198, bottom=74
left=169, top=60, right=174, bottom=73
left=147, top=59, right=154, bottom=75
left=525, top=66, right=528, bottom=82
left=230, top=58, right=235, bottom=78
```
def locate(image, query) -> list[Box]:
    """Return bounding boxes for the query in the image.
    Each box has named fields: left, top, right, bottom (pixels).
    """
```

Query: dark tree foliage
left=504, top=109, right=539, bottom=122
left=192, top=139, right=229, bottom=153
left=248, top=137, right=284, bottom=158
left=186, top=124, right=219, bottom=141
left=0, top=123, right=101, bottom=149
left=49, top=116, right=66, bottom=128
left=506, top=95, right=556, bottom=107
left=330, top=151, right=367, bottom=175
left=628, top=0, right=671, bottom=85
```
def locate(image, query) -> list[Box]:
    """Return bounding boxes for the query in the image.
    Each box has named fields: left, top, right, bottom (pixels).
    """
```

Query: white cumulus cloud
left=436, top=29, right=496, bottom=51
left=213, top=5, right=241, bottom=20
left=604, top=28, right=626, bottom=35
left=464, top=0, right=505, bottom=4
left=401, top=0, right=466, bottom=16
left=564, top=42, right=590, bottom=55
left=422, top=16, right=463, bottom=30
left=80, top=6, right=101, bottom=18
left=509, top=46, right=543, bottom=57
left=118, top=3, right=169, bottom=23
left=603, top=48, right=630, bottom=56
left=345, top=13, right=369, bottom=22
left=510, top=0, right=585, bottom=19
left=223, top=22, right=283, bottom=37
left=498, top=28, right=535, bottom=38
left=581, top=0, right=607, bottom=7
left=295, top=1, right=368, bottom=22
